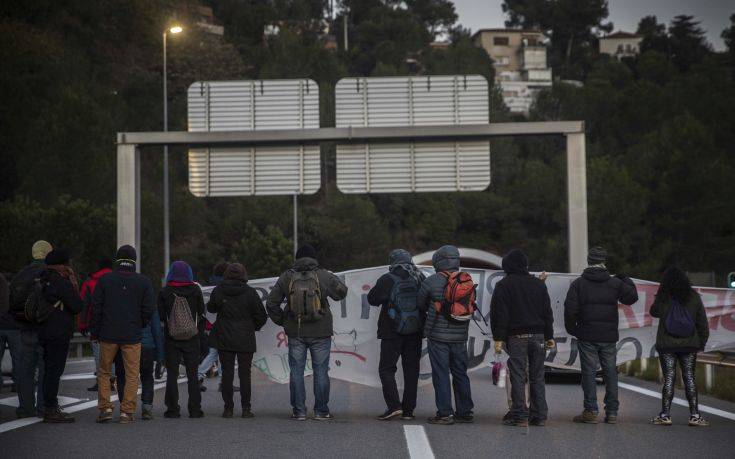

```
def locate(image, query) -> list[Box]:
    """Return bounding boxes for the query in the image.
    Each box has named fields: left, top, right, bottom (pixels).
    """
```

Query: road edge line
left=619, top=381, right=735, bottom=421
left=404, top=425, right=435, bottom=459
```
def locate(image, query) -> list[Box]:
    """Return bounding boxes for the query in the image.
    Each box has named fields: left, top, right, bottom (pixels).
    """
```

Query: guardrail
left=698, top=351, right=735, bottom=368
left=69, top=333, right=91, bottom=359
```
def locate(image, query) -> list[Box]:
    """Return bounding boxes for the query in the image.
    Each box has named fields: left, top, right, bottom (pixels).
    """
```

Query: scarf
left=389, top=261, right=424, bottom=286
left=46, top=264, right=80, bottom=293
left=167, top=280, right=194, bottom=287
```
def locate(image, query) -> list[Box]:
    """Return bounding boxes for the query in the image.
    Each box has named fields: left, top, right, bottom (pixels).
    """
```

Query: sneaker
left=401, top=412, right=415, bottom=421
left=427, top=415, right=454, bottom=425
left=189, top=410, right=205, bottom=418
left=242, top=410, right=255, bottom=418
left=96, top=408, right=113, bottom=423
left=314, top=413, right=334, bottom=421
left=87, top=383, right=98, bottom=392
left=142, top=409, right=153, bottom=421
left=164, top=410, right=181, bottom=419
left=222, top=408, right=234, bottom=418
left=604, top=414, right=617, bottom=424
left=651, top=414, right=672, bottom=426
left=291, top=413, right=307, bottom=421
left=502, top=411, right=513, bottom=422
left=529, top=418, right=546, bottom=426
left=502, top=418, right=528, bottom=427
left=43, top=408, right=75, bottom=424
left=454, top=415, right=474, bottom=424
left=376, top=408, right=403, bottom=421
left=119, top=412, right=135, bottom=424
left=688, top=415, right=709, bottom=427
left=573, top=410, right=599, bottom=424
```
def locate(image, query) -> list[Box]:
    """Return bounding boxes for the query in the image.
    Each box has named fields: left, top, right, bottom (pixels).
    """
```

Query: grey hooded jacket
left=417, top=245, right=469, bottom=343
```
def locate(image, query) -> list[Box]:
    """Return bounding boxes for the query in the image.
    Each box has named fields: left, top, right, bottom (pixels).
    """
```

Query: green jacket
left=650, top=291, right=709, bottom=353
left=266, top=257, right=348, bottom=338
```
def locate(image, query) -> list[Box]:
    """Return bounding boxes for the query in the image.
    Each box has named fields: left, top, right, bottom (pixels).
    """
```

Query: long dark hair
left=656, top=266, right=694, bottom=303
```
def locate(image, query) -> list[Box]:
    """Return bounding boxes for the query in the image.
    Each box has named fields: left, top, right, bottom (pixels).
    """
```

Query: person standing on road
left=38, top=249, right=84, bottom=423
left=564, top=246, right=638, bottom=425
left=367, top=249, right=425, bottom=421
left=92, top=245, right=155, bottom=424
left=4, top=240, right=51, bottom=418
left=207, top=263, right=267, bottom=419
left=197, top=261, right=229, bottom=393
left=266, top=244, right=348, bottom=421
left=490, top=249, right=554, bottom=427
left=159, top=260, right=206, bottom=419
left=417, top=245, right=474, bottom=426
left=77, top=256, right=114, bottom=392
left=650, top=267, right=709, bottom=427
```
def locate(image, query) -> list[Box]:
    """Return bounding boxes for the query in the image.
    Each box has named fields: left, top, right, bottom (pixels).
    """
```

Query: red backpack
left=434, top=271, right=478, bottom=322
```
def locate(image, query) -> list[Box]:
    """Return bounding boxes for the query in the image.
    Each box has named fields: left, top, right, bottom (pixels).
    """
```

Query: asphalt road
left=1, top=359, right=734, bottom=458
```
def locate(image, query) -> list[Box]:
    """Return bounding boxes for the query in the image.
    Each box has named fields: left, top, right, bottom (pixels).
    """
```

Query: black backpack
left=24, top=277, right=58, bottom=324
left=8, top=265, right=43, bottom=321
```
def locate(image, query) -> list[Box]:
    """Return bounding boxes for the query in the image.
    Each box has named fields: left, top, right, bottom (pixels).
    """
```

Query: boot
left=43, top=407, right=75, bottom=423
left=573, top=410, right=599, bottom=424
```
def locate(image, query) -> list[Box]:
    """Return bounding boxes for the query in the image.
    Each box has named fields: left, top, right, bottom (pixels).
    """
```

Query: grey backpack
left=288, top=271, right=323, bottom=323
left=168, top=293, right=198, bottom=340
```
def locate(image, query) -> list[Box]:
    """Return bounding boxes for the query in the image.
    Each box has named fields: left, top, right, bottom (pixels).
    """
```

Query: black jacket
left=368, top=268, right=424, bottom=340
left=158, top=283, right=206, bottom=341
left=91, top=266, right=155, bottom=344
left=490, top=250, right=554, bottom=341
left=266, top=257, right=348, bottom=338
left=564, top=267, right=638, bottom=343
left=650, top=291, right=709, bottom=353
left=207, top=279, right=268, bottom=353
left=39, top=269, right=84, bottom=341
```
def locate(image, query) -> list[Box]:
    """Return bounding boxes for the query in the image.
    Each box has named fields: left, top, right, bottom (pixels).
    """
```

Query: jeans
left=39, top=337, right=70, bottom=410
left=98, top=342, right=141, bottom=414
left=507, top=334, right=547, bottom=421
left=578, top=340, right=619, bottom=415
left=115, top=347, right=155, bottom=410
left=219, top=350, right=254, bottom=411
left=659, top=352, right=698, bottom=416
left=378, top=334, right=421, bottom=413
left=288, top=337, right=331, bottom=416
left=17, top=329, right=44, bottom=417
left=164, top=337, right=201, bottom=415
left=427, top=339, right=474, bottom=417
left=197, top=347, right=219, bottom=379
left=0, top=329, right=22, bottom=387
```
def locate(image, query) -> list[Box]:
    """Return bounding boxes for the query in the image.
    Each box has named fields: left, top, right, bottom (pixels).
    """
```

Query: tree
left=637, top=15, right=669, bottom=55
left=668, top=15, right=709, bottom=72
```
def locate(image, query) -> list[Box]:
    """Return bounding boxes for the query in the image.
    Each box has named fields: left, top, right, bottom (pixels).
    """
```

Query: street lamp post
left=162, top=25, right=182, bottom=282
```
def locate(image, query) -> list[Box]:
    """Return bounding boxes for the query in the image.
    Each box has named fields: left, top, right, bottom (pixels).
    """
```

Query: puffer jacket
left=650, top=291, right=709, bottom=353
left=417, top=245, right=469, bottom=343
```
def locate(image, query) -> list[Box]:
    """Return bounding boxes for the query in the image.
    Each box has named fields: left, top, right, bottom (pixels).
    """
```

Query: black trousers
left=378, top=334, right=422, bottom=413
left=164, top=337, right=201, bottom=414
left=115, top=347, right=155, bottom=407
left=39, top=337, right=70, bottom=409
left=507, top=334, right=548, bottom=421
left=219, top=350, right=254, bottom=411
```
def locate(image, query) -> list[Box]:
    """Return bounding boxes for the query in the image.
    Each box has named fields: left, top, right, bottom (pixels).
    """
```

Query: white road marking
left=0, top=377, right=186, bottom=434
left=0, top=396, right=83, bottom=408
left=60, top=373, right=96, bottom=381
left=404, top=425, right=435, bottom=459
left=619, top=381, right=735, bottom=421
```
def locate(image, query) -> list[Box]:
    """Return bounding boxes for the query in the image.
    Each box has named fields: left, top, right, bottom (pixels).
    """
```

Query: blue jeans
left=578, top=340, right=619, bottom=415
left=18, top=329, right=44, bottom=417
left=427, top=339, right=474, bottom=417
left=288, top=337, right=331, bottom=416
left=197, top=347, right=219, bottom=379
left=0, top=329, right=22, bottom=387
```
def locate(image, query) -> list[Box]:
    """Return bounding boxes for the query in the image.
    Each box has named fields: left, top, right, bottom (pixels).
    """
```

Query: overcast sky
left=452, top=0, right=732, bottom=50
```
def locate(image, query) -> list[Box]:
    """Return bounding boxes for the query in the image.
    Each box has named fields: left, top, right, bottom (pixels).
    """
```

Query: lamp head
left=168, top=26, right=183, bottom=34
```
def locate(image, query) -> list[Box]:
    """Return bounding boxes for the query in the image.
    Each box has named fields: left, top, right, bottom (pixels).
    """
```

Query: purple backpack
left=665, top=299, right=695, bottom=338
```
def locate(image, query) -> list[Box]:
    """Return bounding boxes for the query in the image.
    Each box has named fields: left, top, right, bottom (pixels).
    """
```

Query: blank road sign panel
left=187, top=79, right=320, bottom=196
left=335, top=75, right=490, bottom=194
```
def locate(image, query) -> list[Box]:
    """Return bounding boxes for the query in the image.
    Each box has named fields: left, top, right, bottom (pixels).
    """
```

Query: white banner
left=202, top=267, right=735, bottom=388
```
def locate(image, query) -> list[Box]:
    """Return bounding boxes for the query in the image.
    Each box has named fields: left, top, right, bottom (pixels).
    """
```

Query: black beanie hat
left=295, top=244, right=317, bottom=260
left=588, top=246, right=607, bottom=265
left=116, top=245, right=137, bottom=261
left=45, top=249, right=70, bottom=266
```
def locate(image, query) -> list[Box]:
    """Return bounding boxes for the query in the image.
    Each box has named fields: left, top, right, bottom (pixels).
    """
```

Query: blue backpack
left=665, top=299, right=695, bottom=338
left=388, top=273, right=421, bottom=335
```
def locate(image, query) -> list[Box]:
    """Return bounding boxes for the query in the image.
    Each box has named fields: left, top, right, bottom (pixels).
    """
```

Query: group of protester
left=0, top=240, right=710, bottom=427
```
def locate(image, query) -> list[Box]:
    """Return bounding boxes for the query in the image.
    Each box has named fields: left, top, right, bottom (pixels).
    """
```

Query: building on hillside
left=472, top=28, right=552, bottom=114
left=195, top=5, right=224, bottom=36
left=599, top=31, right=642, bottom=59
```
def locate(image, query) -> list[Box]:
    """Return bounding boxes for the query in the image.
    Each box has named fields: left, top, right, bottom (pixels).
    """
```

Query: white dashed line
left=404, top=425, right=435, bottom=459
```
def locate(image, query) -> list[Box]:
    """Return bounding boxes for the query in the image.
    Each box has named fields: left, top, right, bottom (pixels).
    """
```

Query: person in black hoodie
left=490, top=249, right=554, bottom=427
left=159, top=260, right=206, bottom=418
left=367, top=249, right=425, bottom=421
left=207, top=263, right=267, bottom=418
left=39, top=249, right=84, bottom=423
left=92, top=245, right=155, bottom=423
left=564, top=246, right=638, bottom=425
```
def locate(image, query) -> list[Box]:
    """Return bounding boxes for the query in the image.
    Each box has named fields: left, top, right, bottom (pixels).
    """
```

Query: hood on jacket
left=582, top=266, right=611, bottom=282
left=224, top=263, right=248, bottom=282
left=502, top=249, right=529, bottom=275
left=389, top=249, right=412, bottom=267
left=219, top=278, right=249, bottom=296
left=167, top=260, right=194, bottom=283
left=432, top=245, right=460, bottom=272
left=293, top=257, right=318, bottom=272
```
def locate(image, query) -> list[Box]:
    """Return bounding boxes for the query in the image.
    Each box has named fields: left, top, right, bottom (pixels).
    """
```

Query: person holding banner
left=564, top=246, right=638, bottom=425
left=367, top=249, right=425, bottom=421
